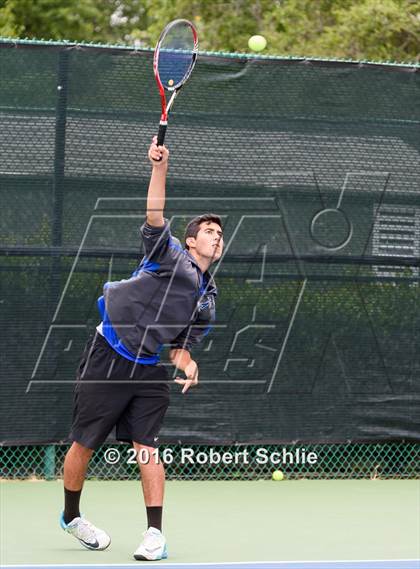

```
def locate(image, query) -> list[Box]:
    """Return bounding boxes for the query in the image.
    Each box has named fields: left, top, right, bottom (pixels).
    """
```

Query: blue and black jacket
left=97, top=219, right=217, bottom=364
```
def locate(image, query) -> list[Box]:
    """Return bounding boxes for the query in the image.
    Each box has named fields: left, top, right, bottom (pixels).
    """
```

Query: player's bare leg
left=133, top=441, right=168, bottom=561
left=61, top=442, right=111, bottom=550
left=63, top=441, right=93, bottom=490
left=134, top=442, right=165, bottom=506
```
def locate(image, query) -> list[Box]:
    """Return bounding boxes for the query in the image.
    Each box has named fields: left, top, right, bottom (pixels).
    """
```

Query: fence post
left=44, top=445, right=56, bottom=480
left=52, top=49, right=69, bottom=252
left=51, top=49, right=69, bottom=310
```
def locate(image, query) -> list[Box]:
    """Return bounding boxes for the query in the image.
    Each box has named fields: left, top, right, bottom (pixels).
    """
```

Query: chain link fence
left=1, top=443, right=418, bottom=480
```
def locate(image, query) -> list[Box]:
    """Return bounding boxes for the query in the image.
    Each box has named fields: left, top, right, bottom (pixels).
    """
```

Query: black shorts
left=69, top=333, right=170, bottom=451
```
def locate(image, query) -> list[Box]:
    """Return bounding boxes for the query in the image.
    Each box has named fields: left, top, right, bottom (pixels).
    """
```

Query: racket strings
left=157, top=22, right=197, bottom=90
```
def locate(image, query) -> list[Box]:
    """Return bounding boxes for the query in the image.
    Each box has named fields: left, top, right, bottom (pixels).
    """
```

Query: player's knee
left=132, top=441, right=164, bottom=467
left=132, top=441, right=154, bottom=454
left=71, top=441, right=94, bottom=457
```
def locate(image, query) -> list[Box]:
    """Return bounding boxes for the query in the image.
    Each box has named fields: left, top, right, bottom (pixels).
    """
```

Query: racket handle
left=157, top=122, right=167, bottom=147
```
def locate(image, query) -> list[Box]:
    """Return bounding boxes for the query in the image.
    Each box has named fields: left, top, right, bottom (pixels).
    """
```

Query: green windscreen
left=0, top=41, right=419, bottom=446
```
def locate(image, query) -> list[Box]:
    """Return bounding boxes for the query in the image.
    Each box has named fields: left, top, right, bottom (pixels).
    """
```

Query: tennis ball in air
left=272, top=470, right=284, bottom=481
left=168, top=79, right=174, bottom=86
left=248, top=35, right=267, bottom=52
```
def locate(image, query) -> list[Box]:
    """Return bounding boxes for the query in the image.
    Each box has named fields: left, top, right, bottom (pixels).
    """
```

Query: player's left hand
left=174, top=360, right=198, bottom=394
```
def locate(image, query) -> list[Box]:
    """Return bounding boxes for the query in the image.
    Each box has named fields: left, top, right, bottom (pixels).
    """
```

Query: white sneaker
left=133, top=526, right=168, bottom=561
left=60, top=512, right=111, bottom=551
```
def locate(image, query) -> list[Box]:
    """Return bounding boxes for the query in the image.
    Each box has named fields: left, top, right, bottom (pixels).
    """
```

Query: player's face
left=194, top=222, right=224, bottom=262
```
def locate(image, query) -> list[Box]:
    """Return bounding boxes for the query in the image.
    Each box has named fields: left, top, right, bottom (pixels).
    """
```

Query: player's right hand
left=174, top=360, right=199, bottom=394
left=148, top=136, right=169, bottom=166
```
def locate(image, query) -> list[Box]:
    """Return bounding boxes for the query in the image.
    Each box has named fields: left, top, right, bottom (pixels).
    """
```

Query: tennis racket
left=153, top=19, right=198, bottom=148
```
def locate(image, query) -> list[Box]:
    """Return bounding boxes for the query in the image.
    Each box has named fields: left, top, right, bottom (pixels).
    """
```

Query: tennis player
left=60, top=137, right=223, bottom=561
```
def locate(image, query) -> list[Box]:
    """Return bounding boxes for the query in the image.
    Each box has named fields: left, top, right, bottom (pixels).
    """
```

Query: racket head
left=153, top=19, right=198, bottom=96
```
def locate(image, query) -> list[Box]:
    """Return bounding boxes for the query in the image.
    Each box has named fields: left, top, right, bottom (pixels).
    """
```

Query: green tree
left=123, top=0, right=419, bottom=62
left=0, top=0, right=146, bottom=43
left=265, top=0, right=420, bottom=62
left=321, top=0, right=420, bottom=62
left=0, top=0, right=419, bottom=63
left=123, top=0, right=276, bottom=52
left=0, top=0, right=22, bottom=36
left=0, top=0, right=98, bottom=41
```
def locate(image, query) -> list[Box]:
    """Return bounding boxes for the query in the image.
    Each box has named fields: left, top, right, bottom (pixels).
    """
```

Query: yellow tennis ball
left=168, top=79, right=174, bottom=86
left=272, top=470, right=284, bottom=481
left=248, top=35, right=267, bottom=52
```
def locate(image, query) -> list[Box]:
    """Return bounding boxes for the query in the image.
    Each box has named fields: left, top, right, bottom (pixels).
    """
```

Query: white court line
left=2, top=559, right=418, bottom=567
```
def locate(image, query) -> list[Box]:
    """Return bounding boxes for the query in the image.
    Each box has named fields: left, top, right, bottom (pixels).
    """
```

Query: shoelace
left=142, top=530, right=162, bottom=550
left=77, top=519, right=97, bottom=543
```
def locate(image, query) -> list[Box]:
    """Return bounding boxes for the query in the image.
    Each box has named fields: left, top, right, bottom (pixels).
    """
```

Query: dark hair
left=184, top=213, right=223, bottom=250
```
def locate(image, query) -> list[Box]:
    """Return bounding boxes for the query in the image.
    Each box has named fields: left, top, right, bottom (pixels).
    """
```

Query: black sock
left=146, top=506, right=162, bottom=531
left=64, top=488, right=82, bottom=524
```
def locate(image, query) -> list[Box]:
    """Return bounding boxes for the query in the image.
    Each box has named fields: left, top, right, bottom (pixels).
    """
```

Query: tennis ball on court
left=248, top=35, right=267, bottom=52
left=272, top=470, right=284, bottom=481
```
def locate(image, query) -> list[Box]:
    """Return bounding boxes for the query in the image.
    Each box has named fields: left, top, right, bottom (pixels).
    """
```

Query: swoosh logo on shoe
left=144, top=545, right=162, bottom=553
left=79, top=538, right=100, bottom=549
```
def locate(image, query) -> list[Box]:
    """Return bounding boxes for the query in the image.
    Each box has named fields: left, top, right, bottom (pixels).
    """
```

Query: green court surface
left=1, top=480, right=419, bottom=566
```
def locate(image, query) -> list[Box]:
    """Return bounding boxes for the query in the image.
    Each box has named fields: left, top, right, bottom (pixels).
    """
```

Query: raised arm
left=146, top=136, right=169, bottom=227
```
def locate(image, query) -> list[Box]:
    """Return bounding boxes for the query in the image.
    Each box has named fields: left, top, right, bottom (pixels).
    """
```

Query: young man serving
left=60, top=137, right=223, bottom=561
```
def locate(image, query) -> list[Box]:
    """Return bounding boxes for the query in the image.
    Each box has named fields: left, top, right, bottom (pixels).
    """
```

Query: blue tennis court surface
left=4, top=561, right=419, bottom=569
